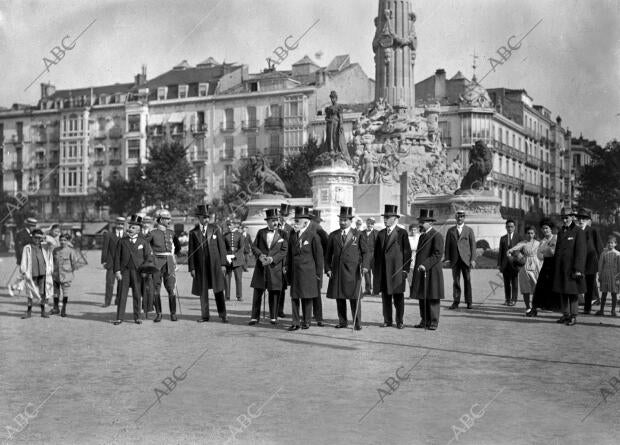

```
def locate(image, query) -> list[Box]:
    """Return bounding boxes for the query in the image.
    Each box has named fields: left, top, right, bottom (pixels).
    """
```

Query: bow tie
left=267, top=229, right=275, bottom=233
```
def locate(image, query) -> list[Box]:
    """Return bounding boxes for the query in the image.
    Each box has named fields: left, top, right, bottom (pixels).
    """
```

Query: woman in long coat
left=531, top=219, right=560, bottom=315
left=508, top=226, right=541, bottom=315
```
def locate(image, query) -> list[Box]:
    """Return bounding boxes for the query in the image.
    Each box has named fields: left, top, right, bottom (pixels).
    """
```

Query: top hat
left=265, top=208, right=279, bottom=220
left=417, top=209, right=436, bottom=223
left=128, top=214, right=143, bottom=226
left=338, top=206, right=354, bottom=219
left=455, top=209, right=466, bottom=216
left=25, top=217, right=38, bottom=226
left=560, top=207, right=577, bottom=217
left=194, top=204, right=209, bottom=217
left=576, top=208, right=591, bottom=219
left=381, top=204, right=399, bottom=218
left=294, top=206, right=313, bottom=219
left=312, top=209, right=324, bottom=222
left=329, top=90, right=338, bottom=98
left=280, top=203, right=292, bottom=216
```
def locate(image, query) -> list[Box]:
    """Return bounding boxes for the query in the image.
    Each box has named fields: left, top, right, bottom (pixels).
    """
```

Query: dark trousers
left=418, top=299, right=440, bottom=327
left=502, top=270, right=519, bottom=302
left=583, top=274, right=599, bottom=312
left=278, top=286, right=287, bottom=315
left=364, top=267, right=373, bottom=294
left=199, top=289, right=226, bottom=320
left=291, top=298, right=312, bottom=326
left=336, top=299, right=361, bottom=327
left=312, top=294, right=323, bottom=322
left=251, top=288, right=280, bottom=320
left=561, top=294, right=579, bottom=316
left=116, top=268, right=142, bottom=321
left=140, top=274, right=153, bottom=312
left=381, top=292, right=404, bottom=325
left=225, top=266, right=243, bottom=300
left=105, top=267, right=121, bottom=306
left=451, top=259, right=472, bottom=305
left=153, top=262, right=176, bottom=315
left=33, top=275, right=46, bottom=301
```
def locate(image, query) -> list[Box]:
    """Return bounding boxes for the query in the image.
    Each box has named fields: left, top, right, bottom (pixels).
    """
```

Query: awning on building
left=167, top=112, right=185, bottom=124
left=148, top=114, right=165, bottom=126
left=81, top=222, right=109, bottom=235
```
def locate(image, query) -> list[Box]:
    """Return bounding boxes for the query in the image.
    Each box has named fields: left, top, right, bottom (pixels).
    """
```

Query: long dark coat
left=280, top=223, right=294, bottom=290
left=360, top=229, right=377, bottom=268
left=411, top=229, right=445, bottom=300
left=250, top=227, right=288, bottom=291
left=583, top=225, right=603, bottom=275
left=325, top=228, right=369, bottom=299
left=287, top=228, right=323, bottom=299
left=373, top=226, right=412, bottom=295
left=188, top=224, right=227, bottom=295
left=553, top=222, right=587, bottom=295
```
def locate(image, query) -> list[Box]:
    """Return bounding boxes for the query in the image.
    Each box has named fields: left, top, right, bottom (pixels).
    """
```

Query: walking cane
left=423, top=269, right=428, bottom=331
left=351, top=265, right=363, bottom=332
left=174, top=283, right=182, bottom=319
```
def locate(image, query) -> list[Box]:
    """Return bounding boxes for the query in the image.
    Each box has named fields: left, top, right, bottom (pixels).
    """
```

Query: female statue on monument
left=324, top=90, right=351, bottom=162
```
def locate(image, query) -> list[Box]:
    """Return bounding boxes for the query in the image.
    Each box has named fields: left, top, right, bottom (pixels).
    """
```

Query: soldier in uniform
left=188, top=204, right=229, bottom=323
left=309, top=210, right=328, bottom=326
left=360, top=217, right=378, bottom=296
left=223, top=219, right=245, bottom=301
left=249, top=209, right=288, bottom=325
left=113, top=215, right=153, bottom=325
left=149, top=210, right=181, bottom=322
left=411, top=211, right=445, bottom=330
left=277, top=203, right=294, bottom=318
left=576, top=208, right=603, bottom=314
left=373, top=205, right=411, bottom=329
left=286, top=206, right=323, bottom=331
left=101, top=217, right=125, bottom=307
left=14, top=217, right=37, bottom=266
left=325, top=207, right=369, bottom=330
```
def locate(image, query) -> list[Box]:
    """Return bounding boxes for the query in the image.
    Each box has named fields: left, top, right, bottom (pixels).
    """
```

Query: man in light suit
left=497, top=219, right=522, bottom=306
left=101, top=216, right=125, bottom=307
left=373, top=204, right=412, bottom=329
left=249, top=209, right=288, bottom=325
left=444, top=210, right=476, bottom=309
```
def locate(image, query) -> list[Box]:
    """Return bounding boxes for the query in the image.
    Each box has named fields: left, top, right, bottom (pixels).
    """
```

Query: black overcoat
left=411, top=229, right=445, bottom=300
left=325, top=228, right=369, bottom=299
left=553, top=222, right=587, bottom=295
left=373, top=226, right=412, bottom=295
left=188, top=224, right=227, bottom=295
left=287, top=228, right=323, bottom=299
left=250, top=227, right=288, bottom=291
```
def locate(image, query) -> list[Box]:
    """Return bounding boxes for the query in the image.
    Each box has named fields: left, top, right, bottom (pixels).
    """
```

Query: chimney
left=556, top=115, right=562, bottom=126
left=40, top=82, right=55, bottom=100
left=434, top=69, right=446, bottom=101
left=134, top=65, right=147, bottom=87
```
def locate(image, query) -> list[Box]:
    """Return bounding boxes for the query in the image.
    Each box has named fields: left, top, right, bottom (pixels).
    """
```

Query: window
left=61, top=140, right=83, bottom=161
left=127, top=139, right=140, bottom=159
left=157, top=87, right=167, bottom=100
left=127, top=114, right=140, bottom=132
left=247, top=135, right=257, bottom=156
left=270, top=133, right=279, bottom=150
left=249, top=82, right=259, bottom=92
left=178, top=84, right=188, bottom=99
left=96, top=170, right=103, bottom=186
left=224, top=136, right=234, bottom=159
left=198, top=83, right=209, bottom=97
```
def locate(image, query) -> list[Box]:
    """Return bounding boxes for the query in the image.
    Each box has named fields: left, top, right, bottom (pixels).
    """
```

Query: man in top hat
left=444, top=210, right=477, bottom=309
left=148, top=209, right=181, bottom=322
left=325, top=206, right=369, bottom=330
left=223, top=219, right=245, bottom=301
left=188, top=204, right=229, bottom=323
left=575, top=208, right=603, bottom=314
left=113, top=215, right=153, bottom=325
left=15, top=217, right=38, bottom=265
left=286, top=206, right=324, bottom=330
left=361, top=217, right=378, bottom=296
left=277, top=203, right=294, bottom=318
left=411, top=211, right=445, bottom=330
left=373, top=205, right=412, bottom=329
left=498, top=219, right=522, bottom=306
left=101, top=216, right=125, bottom=307
left=309, top=209, right=328, bottom=326
left=249, top=209, right=288, bottom=325
left=553, top=207, right=586, bottom=325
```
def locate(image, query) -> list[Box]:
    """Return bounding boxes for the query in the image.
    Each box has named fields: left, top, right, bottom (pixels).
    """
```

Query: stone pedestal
left=411, top=191, right=505, bottom=248
left=309, top=164, right=358, bottom=233
left=352, top=183, right=401, bottom=226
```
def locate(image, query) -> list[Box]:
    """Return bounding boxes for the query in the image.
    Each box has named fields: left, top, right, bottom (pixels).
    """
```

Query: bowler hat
left=294, top=206, right=313, bottom=219
left=194, top=204, right=209, bottom=217
left=264, top=208, right=279, bottom=220
left=280, top=203, right=291, bottom=216
left=128, top=214, right=143, bottom=226
left=25, top=217, right=38, bottom=226
left=338, top=206, right=354, bottom=219
left=381, top=204, right=399, bottom=218
left=576, top=208, right=591, bottom=219
left=417, top=209, right=436, bottom=223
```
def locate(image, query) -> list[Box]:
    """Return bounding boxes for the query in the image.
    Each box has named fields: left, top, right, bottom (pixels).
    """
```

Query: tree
left=276, top=138, right=322, bottom=197
left=577, top=139, right=620, bottom=221
left=100, top=175, right=144, bottom=215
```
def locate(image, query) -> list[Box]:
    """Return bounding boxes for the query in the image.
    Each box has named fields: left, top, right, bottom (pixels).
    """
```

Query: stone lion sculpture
left=455, top=140, right=493, bottom=194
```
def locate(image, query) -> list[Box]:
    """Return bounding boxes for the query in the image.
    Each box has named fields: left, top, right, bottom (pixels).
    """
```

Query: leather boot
left=41, top=304, right=49, bottom=318
left=22, top=306, right=32, bottom=319
left=61, top=297, right=68, bottom=317
left=51, top=297, right=60, bottom=314
left=169, top=296, right=177, bottom=321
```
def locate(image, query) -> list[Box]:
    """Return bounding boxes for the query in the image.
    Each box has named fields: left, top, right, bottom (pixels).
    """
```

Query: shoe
left=225, top=297, right=230, bottom=301
left=197, top=318, right=209, bottom=323
left=595, top=310, right=604, bottom=316
left=592, top=299, right=601, bottom=306
left=413, top=322, right=426, bottom=329
left=396, top=323, right=404, bottom=329
left=60, top=308, right=67, bottom=318
left=170, top=314, right=178, bottom=321
left=503, top=301, right=510, bottom=306
left=134, top=319, right=142, bottom=324
left=466, top=303, right=473, bottom=309
left=102, top=303, right=110, bottom=308
left=354, top=324, right=362, bottom=331
left=335, top=324, right=347, bottom=329
left=278, top=312, right=286, bottom=318
left=113, top=320, right=123, bottom=325
left=301, top=324, right=309, bottom=329
left=248, top=319, right=257, bottom=326
left=428, top=325, right=437, bottom=331
left=510, top=300, right=517, bottom=306
left=51, top=307, right=60, bottom=315
left=287, top=325, right=300, bottom=331
left=41, top=311, right=49, bottom=318
left=270, top=319, right=277, bottom=325
left=221, top=317, right=229, bottom=323
left=381, top=322, right=393, bottom=328
left=565, top=316, right=577, bottom=326
left=449, top=303, right=458, bottom=310
left=237, top=298, right=242, bottom=301
left=612, top=311, right=617, bottom=317
left=582, top=310, right=591, bottom=315
left=21, top=311, right=32, bottom=319
left=526, top=308, right=538, bottom=317
left=317, top=322, right=324, bottom=327
left=7, top=285, right=15, bottom=297
left=556, top=315, right=568, bottom=323
left=154, top=313, right=162, bottom=323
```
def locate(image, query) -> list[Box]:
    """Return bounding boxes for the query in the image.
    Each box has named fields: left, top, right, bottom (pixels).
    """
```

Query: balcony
left=93, top=159, right=106, bottom=166
left=191, top=123, right=208, bottom=134
left=524, top=182, right=539, bottom=195
left=109, top=128, right=123, bottom=139
left=493, top=171, right=523, bottom=189
left=34, top=133, right=47, bottom=144
left=109, top=158, right=122, bottom=166
left=220, top=149, right=235, bottom=161
left=493, top=139, right=525, bottom=162
left=93, top=131, right=107, bottom=140
left=220, top=121, right=236, bottom=133
left=241, top=120, right=259, bottom=132
left=525, top=155, right=539, bottom=169
left=35, top=161, right=47, bottom=169
left=264, top=117, right=283, bottom=128
left=190, top=151, right=208, bottom=163
left=194, top=179, right=207, bottom=189
left=48, top=160, right=59, bottom=168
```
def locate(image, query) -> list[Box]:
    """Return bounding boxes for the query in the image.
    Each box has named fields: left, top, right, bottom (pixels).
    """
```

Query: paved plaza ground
left=1, top=250, right=620, bottom=444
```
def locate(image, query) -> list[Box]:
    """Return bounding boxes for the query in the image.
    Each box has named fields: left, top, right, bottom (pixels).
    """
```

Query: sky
left=0, top=0, right=618, bottom=144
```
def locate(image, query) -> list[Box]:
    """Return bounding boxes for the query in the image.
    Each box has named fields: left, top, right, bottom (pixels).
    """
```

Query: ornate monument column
left=373, top=0, right=417, bottom=110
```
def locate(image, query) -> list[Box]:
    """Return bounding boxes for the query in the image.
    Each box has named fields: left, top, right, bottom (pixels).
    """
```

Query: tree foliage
left=577, top=139, right=620, bottom=220
left=276, top=138, right=322, bottom=197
